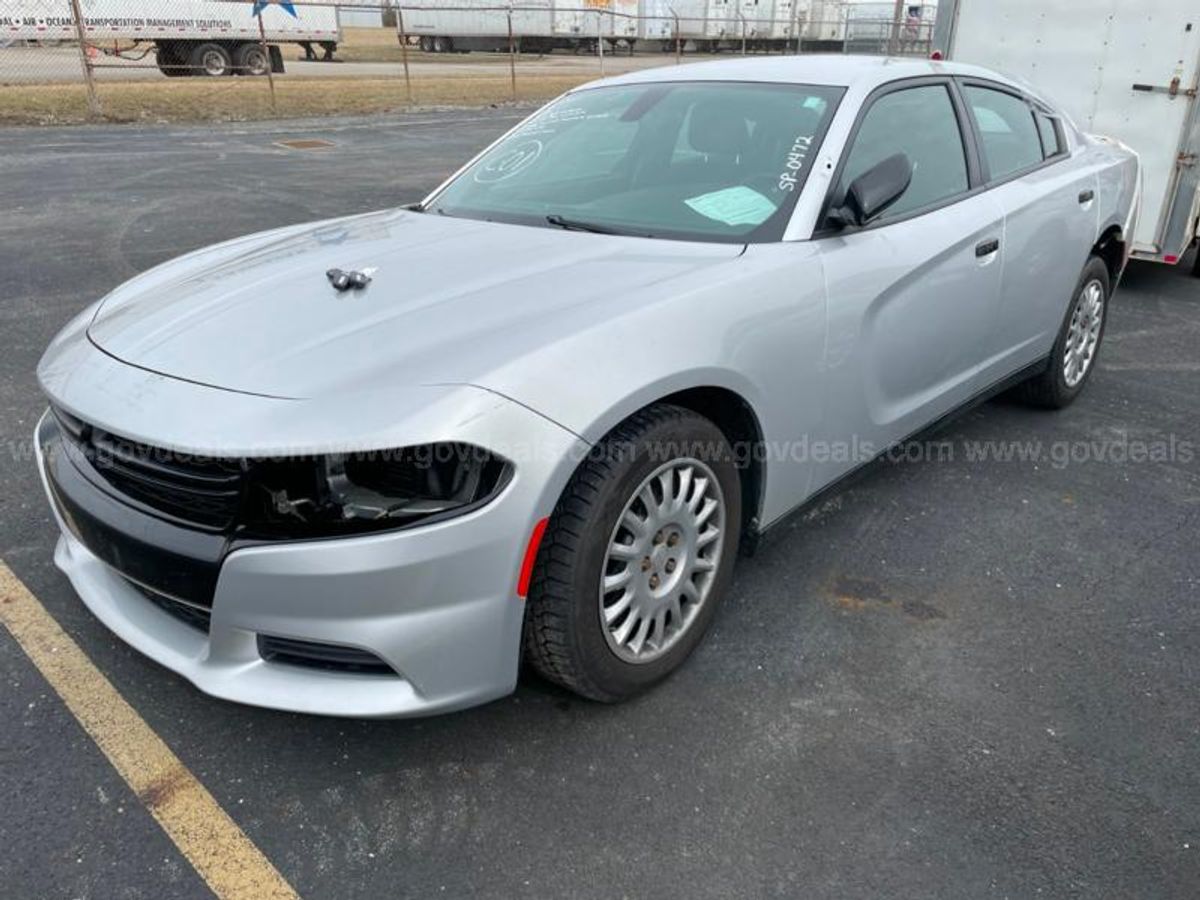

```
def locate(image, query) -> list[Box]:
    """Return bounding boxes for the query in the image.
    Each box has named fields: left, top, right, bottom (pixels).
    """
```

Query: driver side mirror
left=827, top=152, right=913, bottom=229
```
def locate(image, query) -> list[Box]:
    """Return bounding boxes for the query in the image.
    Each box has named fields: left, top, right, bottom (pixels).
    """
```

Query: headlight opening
left=250, top=443, right=511, bottom=537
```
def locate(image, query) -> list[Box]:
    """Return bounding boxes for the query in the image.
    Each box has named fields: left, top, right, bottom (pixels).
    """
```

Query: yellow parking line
left=0, top=562, right=299, bottom=900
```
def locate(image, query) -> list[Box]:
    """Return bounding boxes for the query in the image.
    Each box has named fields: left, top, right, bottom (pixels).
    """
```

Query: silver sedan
left=36, top=56, right=1140, bottom=716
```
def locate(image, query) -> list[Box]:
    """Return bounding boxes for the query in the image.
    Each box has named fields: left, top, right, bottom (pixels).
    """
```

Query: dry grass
left=0, top=74, right=592, bottom=125
left=334, top=25, right=410, bottom=63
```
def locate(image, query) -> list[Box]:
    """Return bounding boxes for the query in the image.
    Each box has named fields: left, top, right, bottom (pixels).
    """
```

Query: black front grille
left=127, top=578, right=212, bottom=633
left=257, top=635, right=397, bottom=676
left=54, top=407, right=245, bottom=530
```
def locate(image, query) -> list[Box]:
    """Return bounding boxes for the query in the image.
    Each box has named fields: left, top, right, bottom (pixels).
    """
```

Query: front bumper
left=35, top=397, right=584, bottom=718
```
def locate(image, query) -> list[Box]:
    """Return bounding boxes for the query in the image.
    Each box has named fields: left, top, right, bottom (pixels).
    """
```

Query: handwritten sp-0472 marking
left=778, top=134, right=815, bottom=193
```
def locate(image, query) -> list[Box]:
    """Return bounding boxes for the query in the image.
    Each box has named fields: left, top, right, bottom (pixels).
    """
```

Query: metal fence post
left=596, top=10, right=604, bottom=76
left=256, top=12, right=277, bottom=114
left=739, top=13, right=747, bottom=55
left=67, top=0, right=101, bottom=117
left=889, top=0, right=904, bottom=55
left=507, top=7, right=516, bottom=102
left=672, top=12, right=681, bottom=65
left=396, top=4, right=413, bottom=104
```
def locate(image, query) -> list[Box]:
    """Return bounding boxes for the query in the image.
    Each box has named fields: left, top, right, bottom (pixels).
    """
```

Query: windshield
left=424, top=81, right=843, bottom=243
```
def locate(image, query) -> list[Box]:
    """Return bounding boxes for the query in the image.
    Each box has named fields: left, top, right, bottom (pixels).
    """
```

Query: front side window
left=964, top=85, right=1044, bottom=180
left=425, top=82, right=843, bottom=243
left=836, top=83, right=969, bottom=221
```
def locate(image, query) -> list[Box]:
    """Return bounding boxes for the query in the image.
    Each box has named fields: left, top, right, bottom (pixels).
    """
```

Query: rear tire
left=523, top=404, right=742, bottom=702
left=233, top=42, right=269, bottom=76
left=1015, top=256, right=1110, bottom=408
left=190, top=42, right=233, bottom=77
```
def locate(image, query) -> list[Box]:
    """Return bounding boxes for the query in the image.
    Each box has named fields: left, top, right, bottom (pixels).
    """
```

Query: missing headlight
left=246, top=443, right=511, bottom=538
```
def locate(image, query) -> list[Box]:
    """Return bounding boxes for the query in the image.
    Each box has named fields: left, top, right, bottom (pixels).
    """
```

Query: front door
left=810, top=79, right=1006, bottom=491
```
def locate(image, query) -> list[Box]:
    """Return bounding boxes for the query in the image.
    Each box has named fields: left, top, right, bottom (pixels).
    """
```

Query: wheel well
left=658, top=386, right=765, bottom=549
left=1092, top=226, right=1126, bottom=283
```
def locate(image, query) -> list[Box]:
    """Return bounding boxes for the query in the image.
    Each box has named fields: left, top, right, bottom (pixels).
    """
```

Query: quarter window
left=964, top=85, right=1044, bottom=179
left=1035, top=111, right=1065, bottom=158
left=838, top=84, right=969, bottom=221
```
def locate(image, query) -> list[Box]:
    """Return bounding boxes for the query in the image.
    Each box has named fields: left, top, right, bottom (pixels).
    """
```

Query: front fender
left=477, top=241, right=829, bottom=525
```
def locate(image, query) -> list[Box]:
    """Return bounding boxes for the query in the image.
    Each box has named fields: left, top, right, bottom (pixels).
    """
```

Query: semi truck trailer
left=3, top=0, right=341, bottom=76
left=402, top=0, right=638, bottom=54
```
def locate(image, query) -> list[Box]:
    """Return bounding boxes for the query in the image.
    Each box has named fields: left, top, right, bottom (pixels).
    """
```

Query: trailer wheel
left=191, top=42, right=233, bottom=77
left=233, top=42, right=269, bottom=76
left=432, top=35, right=452, bottom=53
left=419, top=36, right=433, bottom=52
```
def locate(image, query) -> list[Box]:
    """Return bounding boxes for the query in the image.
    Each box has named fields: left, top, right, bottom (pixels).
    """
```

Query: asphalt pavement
left=0, top=109, right=1197, bottom=899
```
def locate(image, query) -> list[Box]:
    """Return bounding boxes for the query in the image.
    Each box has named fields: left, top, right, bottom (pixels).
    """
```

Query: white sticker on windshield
left=474, top=140, right=543, bottom=183
left=684, top=186, right=777, bottom=227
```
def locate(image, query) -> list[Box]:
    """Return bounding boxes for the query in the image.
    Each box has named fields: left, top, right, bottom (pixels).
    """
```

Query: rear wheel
left=419, top=36, right=434, bottom=52
left=1015, top=256, right=1110, bottom=408
left=523, top=404, right=742, bottom=702
left=190, top=42, right=233, bottom=77
left=233, top=42, right=269, bottom=76
left=432, top=35, right=452, bottom=53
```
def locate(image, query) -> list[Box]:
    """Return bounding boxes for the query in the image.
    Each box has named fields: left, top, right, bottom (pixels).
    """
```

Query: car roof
left=583, top=54, right=1027, bottom=97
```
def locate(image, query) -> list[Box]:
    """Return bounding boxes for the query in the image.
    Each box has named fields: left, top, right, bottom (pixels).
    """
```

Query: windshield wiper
left=545, top=214, right=650, bottom=237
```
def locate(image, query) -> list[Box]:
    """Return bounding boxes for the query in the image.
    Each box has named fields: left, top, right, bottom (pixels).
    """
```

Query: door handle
left=1078, top=189, right=1095, bottom=204
left=975, top=238, right=1000, bottom=257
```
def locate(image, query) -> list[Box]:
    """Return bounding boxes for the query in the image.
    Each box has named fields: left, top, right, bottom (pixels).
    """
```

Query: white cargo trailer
left=3, top=0, right=341, bottom=76
left=736, top=0, right=798, bottom=44
left=404, top=0, right=637, bottom=53
left=555, top=0, right=637, bottom=43
left=641, top=0, right=796, bottom=50
left=936, top=0, right=1200, bottom=271
left=635, top=0, right=735, bottom=47
left=800, top=0, right=845, bottom=43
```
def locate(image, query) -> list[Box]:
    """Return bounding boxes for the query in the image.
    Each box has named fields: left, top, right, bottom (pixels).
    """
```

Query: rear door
left=811, top=77, right=1006, bottom=491
left=959, top=80, right=1098, bottom=381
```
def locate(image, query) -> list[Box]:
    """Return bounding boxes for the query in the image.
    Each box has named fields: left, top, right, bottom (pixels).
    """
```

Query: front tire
left=1016, top=256, right=1110, bottom=408
left=524, top=405, right=742, bottom=702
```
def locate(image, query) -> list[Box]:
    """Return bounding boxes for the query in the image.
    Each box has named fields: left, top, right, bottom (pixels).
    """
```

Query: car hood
left=87, top=209, right=743, bottom=400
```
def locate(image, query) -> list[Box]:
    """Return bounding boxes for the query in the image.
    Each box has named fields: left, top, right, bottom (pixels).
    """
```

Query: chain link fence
left=1, top=0, right=940, bottom=124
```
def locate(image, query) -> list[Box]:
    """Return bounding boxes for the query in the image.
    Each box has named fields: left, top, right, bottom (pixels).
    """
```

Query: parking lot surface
left=1, top=109, right=1198, bottom=899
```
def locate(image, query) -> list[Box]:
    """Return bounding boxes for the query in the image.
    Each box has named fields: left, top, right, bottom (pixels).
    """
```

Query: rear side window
left=964, top=85, right=1043, bottom=180
left=838, top=84, right=969, bottom=220
left=1035, top=111, right=1065, bottom=158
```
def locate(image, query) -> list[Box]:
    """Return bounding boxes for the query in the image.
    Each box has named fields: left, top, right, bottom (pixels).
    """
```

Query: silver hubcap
left=202, top=51, right=227, bottom=76
left=599, top=458, right=725, bottom=664
left=1063, top=279, right=1104, bottom=388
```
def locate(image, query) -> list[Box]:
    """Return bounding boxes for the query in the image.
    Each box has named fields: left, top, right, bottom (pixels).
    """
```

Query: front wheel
left=1015, top=256, right=1110, bottom=408
left=523, top=405, right=742, bottom=702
